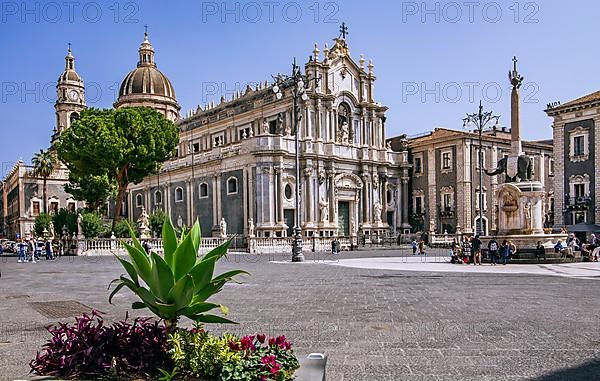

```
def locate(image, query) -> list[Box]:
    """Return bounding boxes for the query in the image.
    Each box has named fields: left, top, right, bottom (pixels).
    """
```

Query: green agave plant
left=109, top=217, right=247, bottom=332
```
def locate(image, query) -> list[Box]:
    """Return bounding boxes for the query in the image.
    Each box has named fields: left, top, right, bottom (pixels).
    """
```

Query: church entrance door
left=284, top=209, right=294, bottom=237
left=338, top=201, right=350, bottom=236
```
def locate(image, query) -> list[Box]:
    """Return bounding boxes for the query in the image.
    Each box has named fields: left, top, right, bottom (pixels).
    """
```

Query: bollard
left=296, top=353, right=327, bottom=381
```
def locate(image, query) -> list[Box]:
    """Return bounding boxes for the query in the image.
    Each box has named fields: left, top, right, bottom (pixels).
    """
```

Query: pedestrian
left=487, top=237, right=499, bottom=266
left=142, top=240, right=152, bottom=255
left=45, top=239, right=54, bottom=260
left=28, top=238, right=36, bottom=262
left=508, top=241, right=517, bottom=261
left=17, top=240, right=26, bottom=263
left=57, top=241, right=63, bottom=258
left=471, top=234, right=482, bottom=265
left=500, top=240, right=510, bottom=265
left=331, top=238, right=337, bottom=255
left=418, top=239, right=426, bottom=255
left=411, top=239, right=418, bottom=255
left=535, top=241, right=546, bottom=261
left=462, top=237, right=472, bottom=263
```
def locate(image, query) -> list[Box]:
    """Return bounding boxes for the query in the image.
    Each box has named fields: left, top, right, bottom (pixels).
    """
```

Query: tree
left=34, top=213, right=52, bottom=237
left=149, top=209, right=167, bottom=237
left=65, top=172, right=115, bottom=212
left=32, top=149, right=57, bottom=214
left=52, top=208, right=78, bottom=236
left=81, top=212, right=106, bottom=239
left=56, top=107, right=179, bottom=228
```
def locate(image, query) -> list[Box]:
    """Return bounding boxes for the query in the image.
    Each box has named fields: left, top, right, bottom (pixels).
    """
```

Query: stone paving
left=0, top=250, right=599, bottom=380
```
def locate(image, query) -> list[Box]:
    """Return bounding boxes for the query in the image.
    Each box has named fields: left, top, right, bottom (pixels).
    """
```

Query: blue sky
left=0, top=0, right=597, bottom=175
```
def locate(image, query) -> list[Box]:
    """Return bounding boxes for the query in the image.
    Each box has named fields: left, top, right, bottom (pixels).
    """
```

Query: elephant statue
left=485, top=154, right=532, bottom=182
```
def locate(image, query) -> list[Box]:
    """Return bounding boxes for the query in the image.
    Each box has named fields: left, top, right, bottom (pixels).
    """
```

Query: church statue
left=339, top=122, right=349, bottom=144
left=219, top=217, right=227, bottom=238
left=276, top=113, right=284, bottom=135
left=247, top=218, right=255, bottom=237
left=138, top=207, right=149, bottom=230
left=524, top=201, right=532, bottom=231
left=373, top=201, right=382, bottom=223
left=319, top=199, right=329, bottom=222
left=76, top=213, right=83, bottom=238
left=262, top=119, right=269, bottom=134
left=49, top=221, right=55, bottom=239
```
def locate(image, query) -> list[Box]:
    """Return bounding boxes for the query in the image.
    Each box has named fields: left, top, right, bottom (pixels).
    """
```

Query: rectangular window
left=442, top=152, right=451, bottom=170
left=477, top=148, right=485, bottom=169
left=574, top=136, right=585, bottom=156
left=475, top=192, right=487, bottom=211
left=32, top=201, right=40, bottom=216
left=193, top=143, right=200, bottom=153
left=414, top=157, right=423, bottom=174
left=49, top=202, right=59, bottom=214
left=549, top=159, right=555, bottom=175
left=574, top=183, right=585, bottom=198
left=67, top=202, right=76, bottom=212
left=443, top=194, right=452, bottom=210
left=415, top=196, right=423, bottom=214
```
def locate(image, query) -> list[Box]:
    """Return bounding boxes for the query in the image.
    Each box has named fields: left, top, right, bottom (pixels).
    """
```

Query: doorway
left=338, top=201, right=350, bottom=236
left=284, top=209, right=295, bottom=237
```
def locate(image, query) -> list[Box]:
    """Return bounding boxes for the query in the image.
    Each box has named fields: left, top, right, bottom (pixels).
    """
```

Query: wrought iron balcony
left=565, top=196, right=591, bottom=210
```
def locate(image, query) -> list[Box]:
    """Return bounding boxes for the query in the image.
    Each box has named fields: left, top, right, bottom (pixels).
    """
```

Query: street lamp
left=462, top=100, right=500, bottom=236
left=273, top=58, right=317, bottom=262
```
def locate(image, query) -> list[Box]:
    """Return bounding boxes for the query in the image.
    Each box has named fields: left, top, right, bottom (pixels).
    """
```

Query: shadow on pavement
left=530, top=359, right=600, bottom=381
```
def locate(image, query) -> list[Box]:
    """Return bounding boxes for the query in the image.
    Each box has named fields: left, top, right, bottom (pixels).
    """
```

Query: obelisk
left=509, top=56, right=524, bottom=155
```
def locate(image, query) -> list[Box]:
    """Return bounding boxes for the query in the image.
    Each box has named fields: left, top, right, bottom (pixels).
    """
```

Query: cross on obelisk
left=509, top=56, right=524, bottom=156
left=339, top=22, right=348, bottom=39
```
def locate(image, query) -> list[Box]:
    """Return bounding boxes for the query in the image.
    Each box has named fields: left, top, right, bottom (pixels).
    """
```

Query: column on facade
left=315, top=102, right=321, bottom=141
left=243, top=167, right=249, bottom=235
left=553, top=121, right=565, bottom=226
left=490, top=146, right=499, bottom=231
left=401, top=176, right=410, bottom=230
left=381, top=173, right=388, bottom=224
left=304, top=167, right=314, bottom=225
left=426, top=148, right=437, bottom=233
left=186, top=179, right=192, bottom=225
left=596, top=118, right=600, bottom=224
left=275, top=166, right=284, bottom=225
left=327, top=169, right=336, bottom=225
left=145, top=186, right=150, bottom=213
left=212, top=174, right=218, bottom=226
left=361, top=173, right=370, bottom=225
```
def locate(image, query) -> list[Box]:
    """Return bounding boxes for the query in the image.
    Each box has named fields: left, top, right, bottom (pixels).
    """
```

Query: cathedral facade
left=124, top=32, right=412, bottom=239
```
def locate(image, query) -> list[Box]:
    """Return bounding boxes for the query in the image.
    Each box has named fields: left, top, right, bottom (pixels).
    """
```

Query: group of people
left=411, top=239, right=427, bottom=255
left=554, top=233, right=600, bottom=261
left=450, top=235, right=517, bottom=265
left=16, top=238, right=60, bottom=263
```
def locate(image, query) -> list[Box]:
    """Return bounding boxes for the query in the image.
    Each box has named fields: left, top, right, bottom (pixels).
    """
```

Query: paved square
left=1, top=250, right=599, bottom=380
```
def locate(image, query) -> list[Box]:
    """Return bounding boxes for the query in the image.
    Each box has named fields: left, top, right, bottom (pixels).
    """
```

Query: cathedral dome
left=118, top=65, right=176, bottom=98
left=114, top=30, right=180, bottom=121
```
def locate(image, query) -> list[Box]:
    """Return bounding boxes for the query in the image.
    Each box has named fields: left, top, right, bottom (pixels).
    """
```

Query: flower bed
left=29, top=217, right=305, bottom=380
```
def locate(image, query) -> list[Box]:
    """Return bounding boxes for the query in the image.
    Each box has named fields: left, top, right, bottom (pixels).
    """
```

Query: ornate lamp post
left=273, top=58, right=317, bottom=262
left=463, top=101, right=500, bottom=236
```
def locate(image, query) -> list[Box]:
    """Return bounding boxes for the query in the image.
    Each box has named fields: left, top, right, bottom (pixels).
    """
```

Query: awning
left=565, top=224, right=600, bottom=233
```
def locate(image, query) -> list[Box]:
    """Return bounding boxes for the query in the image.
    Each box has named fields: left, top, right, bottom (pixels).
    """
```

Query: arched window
left=154, top=190, right=162, bottom=205
left=199, top=183, right=209, bottom=199
left=474, top=216, right=488, bottom=236
left=175, top=187, right=184, bottom=202
left=227, top=177, right=238, bottom=195
left=70, top=112, right=79, bottom=125
left=337, top=102, right=353, bottom=143
left=136, top=194, right=143, bottom=207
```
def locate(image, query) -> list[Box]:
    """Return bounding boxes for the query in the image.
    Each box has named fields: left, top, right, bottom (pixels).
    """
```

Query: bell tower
left=53, top=44, right=86, bottom=142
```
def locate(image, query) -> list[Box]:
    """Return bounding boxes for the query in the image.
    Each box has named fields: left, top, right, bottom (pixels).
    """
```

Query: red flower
left=257, top=333, right=266, bottom=344
left=240, top=335, right=256, bottom=351
left=228, top=340, right=241, bottom=351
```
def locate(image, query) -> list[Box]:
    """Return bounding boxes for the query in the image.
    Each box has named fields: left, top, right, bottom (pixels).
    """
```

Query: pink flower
left=240, top=335, right=256, bottom=351
left=257, top=333, right=266, bottom=343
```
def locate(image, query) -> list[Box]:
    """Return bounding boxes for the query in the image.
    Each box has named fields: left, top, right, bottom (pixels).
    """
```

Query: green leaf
left=162, top=216, right=177, bottom=267
left=112, top=253, right=140, bottom=287
left=167, top=275, right=194, bottom=310
left=212, top=269, right=250, bottom=284
left=188, top=257, right=218, bottom=293
left=192, top=279, right=228, bottom=304
left=132, top=302, right=147, bottom=309
left=151, top=252, right=175, bottom=302
left=108, top=281, right=126, bottom=304
left=182, top=302, right=221, bottom=316
left=172, top=229, right=197, bottom=281
left=190, top=221, right=201, bottom=258
left=187, top=314, right=238, bottom=324
left=201, top=239, right=232, bottom=262
left=122, top=241, right=152, bottom=285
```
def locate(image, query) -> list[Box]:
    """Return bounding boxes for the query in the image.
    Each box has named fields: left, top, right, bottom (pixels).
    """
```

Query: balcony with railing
left=565, top=195, right=592, bottom=210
